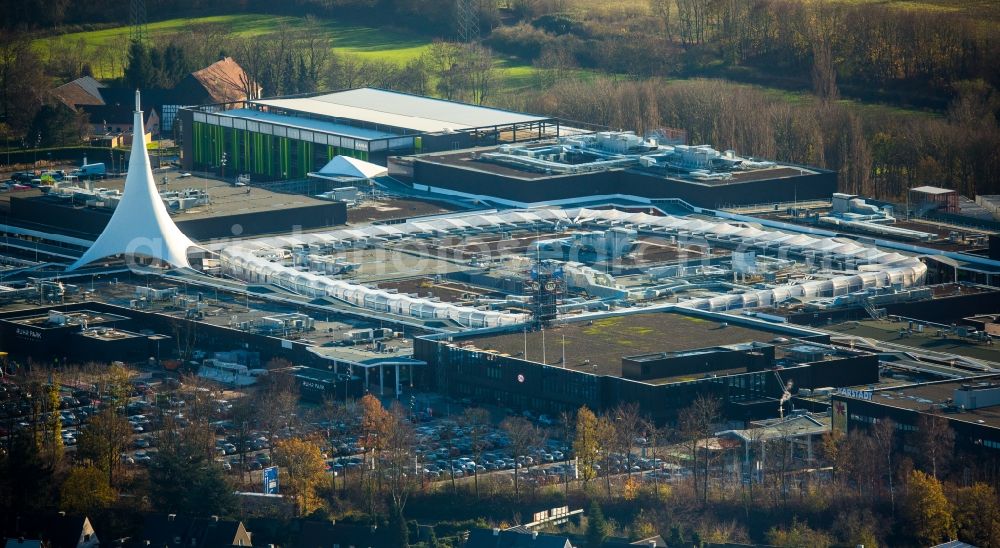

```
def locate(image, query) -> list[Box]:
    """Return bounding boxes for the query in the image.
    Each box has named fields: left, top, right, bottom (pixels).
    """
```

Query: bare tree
left=383, top=402, right=417, bottom=525
left=258, top=373, right=300, bottom=459
left=463, top=407, right=491, bottom=497
left=679, top=395, right=721, bottom=504
left=501, top=416, right=539, bottom=499
left=914, top=414, right=955, bottom=480
left=871, top=418, right=897, bottom=514
left=611, top=403, right=641, bottom=481
left=595, top=413, right=617, bottom=499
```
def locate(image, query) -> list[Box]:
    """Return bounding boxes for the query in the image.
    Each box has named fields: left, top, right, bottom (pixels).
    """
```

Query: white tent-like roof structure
left=69, top=91, right=197, bottom=271
left=308, top=155, right=387, bottom=181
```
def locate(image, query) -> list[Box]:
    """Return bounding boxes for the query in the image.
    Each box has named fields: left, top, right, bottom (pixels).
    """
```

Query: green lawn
left=35, top=14, right=545, bottom=95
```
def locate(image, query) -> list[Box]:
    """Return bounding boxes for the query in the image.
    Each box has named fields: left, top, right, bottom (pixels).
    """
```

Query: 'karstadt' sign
left=837, top=387, right=873, bottom=401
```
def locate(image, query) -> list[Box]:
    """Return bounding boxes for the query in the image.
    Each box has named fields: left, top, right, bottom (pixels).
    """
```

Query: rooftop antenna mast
left=456, top=0, right=480, bottom=43
left=130, top=0, right=148, bottom=45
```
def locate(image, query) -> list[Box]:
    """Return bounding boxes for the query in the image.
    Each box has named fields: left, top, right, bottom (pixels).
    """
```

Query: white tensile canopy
left=308, top=155, right=388, bottom=181
left=69, top=90, right=197, bottom=270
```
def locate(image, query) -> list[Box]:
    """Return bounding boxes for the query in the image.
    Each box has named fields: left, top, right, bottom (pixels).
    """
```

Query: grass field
left=35, top=14, right=544, bottom=94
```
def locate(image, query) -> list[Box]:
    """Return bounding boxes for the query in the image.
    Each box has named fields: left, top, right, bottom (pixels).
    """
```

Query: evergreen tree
left=161, top=43, right=190, bottom=87
left=298, top=55, right=316, bottom=93
left=387, top=510, right=409, bottom=547
left=586, top=500, right=611, bottom=548
left=148, top=47, right=164, bottom=88
left=281, top=53, right=298, bottom=95
left=667, top=526, right=685, bottom=547
left=124, top=40, right=155, bottom=90
left=149, top=435, right=236, bottom=516
left=29, top=104, right=84, bottom=147
left=0, top=432, right=54, bottom=512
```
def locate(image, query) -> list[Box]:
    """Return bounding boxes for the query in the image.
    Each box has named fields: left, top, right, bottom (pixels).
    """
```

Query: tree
left=595, top=414, right=616, bottom=499
left=149, top=430, right=236, bottom=516
left=230, top=397, right=257, bottom=485
left=460, top=44, right=496, bottom=105
left=316, top=395, right=349, bottom=491
left=832, top=510, right=881, bottom=548
left=124, top=40, right=156, bottom=90
left=610, top=403, right=640, bottom=480
left=953, top=483, right=1000, bottom=547
left=573, top=406, right=599, bottom=485
left=60, top=465, right=115, bottom=513
left=904, top=469, right=955, bottom=546
left=501, top=416, right=538, bottom=499
left=259, top=373, right=299, bottom=458
left=0, top=432, right=55, bottom=512
left=97, top=362, right=133, bottom=409
left=0, top=33, right=48, bottom=135
left=463, top=407, right=491, bottom=497
left=77, top=407, right=130, bottom=487
left=913, top=414, right=954, bottom=479
left=42, top=378, right=63, bottom=464
left=585, top=499, right=611, bottom=548
left=766, top=518, right=833, bottom=547
left=30, top=103, right=86, bottom=147
left=870, top=418, right=896, bottom=513
left=679, top=395, right=721, bottom=503
left=274, top=437, right=329, bottom=515
left=360, top=394, right=390, bottom=514
left=382, top=402, right=417, bottom=534
left=387, top=508, right=409, bottom=547
left=649, top=0, right=672, bottom=41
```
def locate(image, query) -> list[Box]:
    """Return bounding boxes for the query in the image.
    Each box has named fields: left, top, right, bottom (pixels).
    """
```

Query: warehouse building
left=178, top=88, right=559, bottom=179
left=415, top=308, right=878, bottom=422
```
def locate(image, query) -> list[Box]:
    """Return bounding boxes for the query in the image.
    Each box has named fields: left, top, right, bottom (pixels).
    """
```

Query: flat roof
left=826, top=319, right=1000, bottom=364
left=462, top=311, right=804, bottom=380
left=910, top=186, right=956, bottom=195
left=252, top=88, right=549, bottom=134
left=307, top=340, right=418, bottom=367
left=38, top=169, right=335, bottom=222
left=417, top=147, right=817, bottom=184
left=7, top=309, right=128, bottom=328
left=841, top=375, right=1000, bottom=429
left=221, top=108, right=401, bottom=140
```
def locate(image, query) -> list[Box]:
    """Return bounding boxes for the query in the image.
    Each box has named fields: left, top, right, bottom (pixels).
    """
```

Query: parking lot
left=3, top=369, right=692, bottom=494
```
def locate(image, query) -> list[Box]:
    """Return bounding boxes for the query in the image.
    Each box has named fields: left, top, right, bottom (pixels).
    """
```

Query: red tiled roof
left=51, top=76, right=106, bottom=109
left=189, top=57, right=259, bottom=103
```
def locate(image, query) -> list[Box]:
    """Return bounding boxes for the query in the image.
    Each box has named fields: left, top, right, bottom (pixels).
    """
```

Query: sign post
left=263, top=466, right=279, bottom=494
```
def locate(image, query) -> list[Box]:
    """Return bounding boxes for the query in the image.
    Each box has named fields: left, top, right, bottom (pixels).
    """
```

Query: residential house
left=135, top=514, right=252, bottom=547
left=464, top=528, right=574, bottom=548
left=1, top=514, right=99, bottom=548
left=81, top=102, right=159, bottom=146
left=295, top=520, right=387, bottom=548
left=50, top=56, right=258, bottom=139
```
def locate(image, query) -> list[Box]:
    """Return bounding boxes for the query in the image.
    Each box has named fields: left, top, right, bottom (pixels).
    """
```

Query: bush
left=531, top=14, right=589, bottom=37
left=486, top=23, right=556, bottom=61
